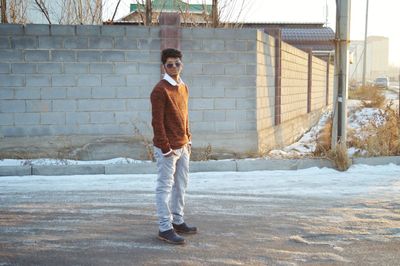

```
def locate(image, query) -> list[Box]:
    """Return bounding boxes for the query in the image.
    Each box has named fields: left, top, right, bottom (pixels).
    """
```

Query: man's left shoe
left=173, top=222, right=198, bottom=234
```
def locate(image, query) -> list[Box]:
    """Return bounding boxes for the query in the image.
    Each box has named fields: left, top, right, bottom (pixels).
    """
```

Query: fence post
left=265, top=29, right=282, bottom=126
left=307, top=50, right=313, bottom=113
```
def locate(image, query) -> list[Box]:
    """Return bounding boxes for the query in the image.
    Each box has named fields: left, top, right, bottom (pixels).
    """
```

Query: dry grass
left=314, top=117, right=333, bottom=156
left=348, top=85, right=385, bottom=108
left=349, top=103, right=400, bottom=156
left=327, top=142, right=352, bottom=171
left=197, top=143, right=213, bottom=161
left=313, top=116, right=352, bottom=171
left=132, top=124, right=155, bottom=161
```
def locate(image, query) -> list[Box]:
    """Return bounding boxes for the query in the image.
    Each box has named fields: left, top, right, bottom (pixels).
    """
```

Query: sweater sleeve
left=150, top=87, right=171, bottom=153
left=186, top=114, right=191, bottom=142
left=185, top=84, right=191, bottom=142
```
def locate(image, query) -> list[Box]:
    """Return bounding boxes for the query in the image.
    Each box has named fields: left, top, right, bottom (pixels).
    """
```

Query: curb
left=0, top=156, right=399, bottom=176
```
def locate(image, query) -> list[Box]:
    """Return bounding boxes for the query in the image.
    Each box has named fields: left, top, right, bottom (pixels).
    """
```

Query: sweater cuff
left=161, top=144, right=172, bottom=154
left=163, top=149, right=173, bottom=156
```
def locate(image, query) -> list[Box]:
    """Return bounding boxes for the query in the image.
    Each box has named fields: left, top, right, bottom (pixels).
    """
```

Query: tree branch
left=34, top=0, right=51, bottom=24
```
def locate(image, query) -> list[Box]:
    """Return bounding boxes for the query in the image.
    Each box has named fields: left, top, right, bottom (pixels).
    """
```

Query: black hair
left=161, top=48, right=182, bottom=64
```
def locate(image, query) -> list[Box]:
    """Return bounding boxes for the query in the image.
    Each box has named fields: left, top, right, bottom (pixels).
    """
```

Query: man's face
left=164, top=57, right=183, bottom=77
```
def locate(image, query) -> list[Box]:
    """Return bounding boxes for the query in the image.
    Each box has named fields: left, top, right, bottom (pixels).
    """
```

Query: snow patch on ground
left=0, top=157, right=149, bottom=166
left=267, top=111, right=332, bottom=158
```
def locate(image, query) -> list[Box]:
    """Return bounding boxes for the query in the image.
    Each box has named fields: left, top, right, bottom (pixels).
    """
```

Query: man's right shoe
left=158, top=229, right=185, bottom=245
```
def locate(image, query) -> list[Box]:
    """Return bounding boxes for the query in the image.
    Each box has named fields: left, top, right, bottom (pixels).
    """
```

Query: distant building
left=349, top=36, right=389, bottom=82
left=117, top=0, right=212, bottom=25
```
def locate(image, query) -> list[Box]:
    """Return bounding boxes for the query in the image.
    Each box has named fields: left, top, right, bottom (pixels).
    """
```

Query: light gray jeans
left=154, top=144, right=190, bottom=232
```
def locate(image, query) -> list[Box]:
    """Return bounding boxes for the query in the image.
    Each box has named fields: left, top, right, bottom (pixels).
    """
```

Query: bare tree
left=215, top=0, right=253, bottom=28
left=110, top=0, right=122, bottom=22
left=57, top=0, right=73, bottom=24
left=212, top=0, right=218, bottom=27
left=9, top=0, right=28, bottom=24
left=1, top=0, right=8, bottom=23
left=34, top=0, right=51, bottom=24
left=135, top=0, right=145, bottom=25
left=76, top=0, right=83, bottom=24
left=145, top=0, right=152, bottom=25
left=89, top=0, right=102, bottom=24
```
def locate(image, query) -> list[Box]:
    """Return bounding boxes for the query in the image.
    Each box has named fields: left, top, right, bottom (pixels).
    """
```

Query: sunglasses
left=165, top=61, right=182, bottom=69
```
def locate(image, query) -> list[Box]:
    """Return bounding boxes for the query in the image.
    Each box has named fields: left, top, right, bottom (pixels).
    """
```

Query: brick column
left=265, top=28, right=281, bottom=126
left=159, top=13, right=181, bottom=50
left=307, top=50, right=313, bottom=113
left=326, top=61, right=330, bottom=106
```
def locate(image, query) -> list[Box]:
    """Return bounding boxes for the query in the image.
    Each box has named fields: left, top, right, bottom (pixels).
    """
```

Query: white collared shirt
left=163, top=73, right=184, bottom=86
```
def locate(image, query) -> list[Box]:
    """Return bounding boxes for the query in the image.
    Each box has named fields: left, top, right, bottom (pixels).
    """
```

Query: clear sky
left=103, top=0, right=399, bottom=66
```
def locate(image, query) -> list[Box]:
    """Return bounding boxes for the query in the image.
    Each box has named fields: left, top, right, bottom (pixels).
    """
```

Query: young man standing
left=150, top=48, right=197, bottom=245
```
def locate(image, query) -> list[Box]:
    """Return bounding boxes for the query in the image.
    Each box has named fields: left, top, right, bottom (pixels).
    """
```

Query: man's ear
left=160, top=64, right=165, bottom=74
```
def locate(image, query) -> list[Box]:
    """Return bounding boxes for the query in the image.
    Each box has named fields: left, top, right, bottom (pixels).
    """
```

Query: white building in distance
left=349, top=36, right=389, bottom=82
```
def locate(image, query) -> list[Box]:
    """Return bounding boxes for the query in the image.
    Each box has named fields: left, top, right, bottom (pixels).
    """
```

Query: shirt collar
left=163, top=73, right=184, bottom=86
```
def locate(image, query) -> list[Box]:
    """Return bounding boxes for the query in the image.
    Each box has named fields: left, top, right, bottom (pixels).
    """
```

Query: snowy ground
left=1, top=164, right=400, bottom=265
left=1, top=89, right=399, bottom=265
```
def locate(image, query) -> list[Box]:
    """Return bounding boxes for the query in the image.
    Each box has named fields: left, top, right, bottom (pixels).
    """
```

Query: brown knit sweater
left=150, top=79, right=191, bottom=153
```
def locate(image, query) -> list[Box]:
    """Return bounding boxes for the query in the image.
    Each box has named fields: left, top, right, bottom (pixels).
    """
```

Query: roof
left=281, top=28, right=334, bottom=42
left=130, top=0, right=212, bottom=14
left=242, top=22, right=326, bottom=29
left=279, top=27, right=335, bottom=52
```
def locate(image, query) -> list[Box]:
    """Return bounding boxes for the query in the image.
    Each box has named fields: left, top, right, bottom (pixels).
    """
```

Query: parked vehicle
left=374, top=77, right=389, bottom=88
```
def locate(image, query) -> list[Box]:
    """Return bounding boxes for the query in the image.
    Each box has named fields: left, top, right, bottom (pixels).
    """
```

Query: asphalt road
left=1, top=165, right=400, bottom=265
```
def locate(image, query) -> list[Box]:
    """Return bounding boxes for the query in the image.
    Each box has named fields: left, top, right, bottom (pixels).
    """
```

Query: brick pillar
left=265, top=28, right=281, bottom=126
left=326, top=61, right=330, bottom=106
left=307, top=50, right=313, bottom=113
left=159, top=13, right=181, bottom=50
left=159, top=13, right=181, bottom=77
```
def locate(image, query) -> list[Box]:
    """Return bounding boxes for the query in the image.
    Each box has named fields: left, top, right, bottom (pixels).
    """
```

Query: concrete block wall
left=181, top=27, right=259, bottom=152
left=0, top=24, right=160, bottom=141
left=255, top=31, right=276, bottom=151
left=280, top=42, right=309, bottom=123
left=328, top=65, right=334, bottom=105
left=0, top=24, right=333, bottom=159
left=311, top=56, right=328, bottom=111
left=255, top=30, right=334, bottom=152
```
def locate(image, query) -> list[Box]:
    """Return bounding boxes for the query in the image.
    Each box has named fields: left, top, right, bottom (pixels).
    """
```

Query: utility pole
left=212, top=0, right=218, bottom=27
left=145, top=0, right=152, bottom=26
left=1, top=0, right=8, bottom=23
left=362, top=0, right=369, bottom=86
left=325, top=0, right=329, bottom=27
left=332, top=0, right=351, bottom=147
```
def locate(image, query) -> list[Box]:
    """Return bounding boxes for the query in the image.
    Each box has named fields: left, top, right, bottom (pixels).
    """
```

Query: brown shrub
left=314, top=117, right=332, bottom=156
left=327, top=141, right=352, bottom=171
left=348, top=85, right=385, bottom=108
left=349, top=103, right=400, bottom=156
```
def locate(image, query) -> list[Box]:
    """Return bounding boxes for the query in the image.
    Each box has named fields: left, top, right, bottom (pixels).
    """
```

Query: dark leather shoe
left=173, top=222, right=198, bottom=234
left=158, top=229, right=185, bottom=245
